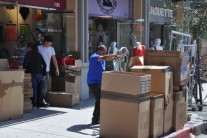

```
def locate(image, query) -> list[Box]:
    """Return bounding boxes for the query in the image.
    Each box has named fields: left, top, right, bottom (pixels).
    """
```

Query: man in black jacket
left=23, top=42, right=46, bottom=109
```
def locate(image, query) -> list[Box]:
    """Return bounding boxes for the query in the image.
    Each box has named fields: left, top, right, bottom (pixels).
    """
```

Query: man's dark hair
left=44, top=35, right=54, bottom=42
left=27, top=42, right=38, bottom=52
left=96, top=45, right=107, bottom=52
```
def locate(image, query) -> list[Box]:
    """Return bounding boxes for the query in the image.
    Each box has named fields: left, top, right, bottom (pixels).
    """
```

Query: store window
left=0, top=3, right=70, bottom=66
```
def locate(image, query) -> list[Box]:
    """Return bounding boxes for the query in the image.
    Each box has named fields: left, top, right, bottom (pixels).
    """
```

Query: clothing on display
left=20, top=24, right=31, bottom=41
left=5, top=24, right=17, bottom=41
left=19, top=7, right=30, bottom=20
left=132, top=42, right=145, bottom=66
left=151, top=38, right=163, bottom=51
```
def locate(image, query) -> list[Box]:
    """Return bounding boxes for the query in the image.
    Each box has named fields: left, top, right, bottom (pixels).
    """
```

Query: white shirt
left=151, top=45, right=163, bottom=51
left=38, top=45, right=55, bottom=72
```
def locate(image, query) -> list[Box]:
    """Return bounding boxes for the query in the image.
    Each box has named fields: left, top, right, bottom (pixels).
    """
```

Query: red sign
left=17, top=0, right=65, bottom=10
left=0, top=0, right=16, bottom=3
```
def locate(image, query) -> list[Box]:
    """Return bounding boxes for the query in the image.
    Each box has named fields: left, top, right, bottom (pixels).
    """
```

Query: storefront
left=149, top=0, right=174, bottom=50
left=0, top=0, right=69, bottom=64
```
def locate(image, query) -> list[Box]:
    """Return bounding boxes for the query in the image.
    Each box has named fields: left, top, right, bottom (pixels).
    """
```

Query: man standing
left=38, top=35, right=59, bottom=107
left=87, top=45, right=120, bottom=124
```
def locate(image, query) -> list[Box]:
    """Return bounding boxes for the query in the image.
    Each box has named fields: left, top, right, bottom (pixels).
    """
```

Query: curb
left=164, top=122, right=207, bottom=138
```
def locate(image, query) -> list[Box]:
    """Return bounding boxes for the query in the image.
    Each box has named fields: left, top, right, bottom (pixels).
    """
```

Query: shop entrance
left=149, top=23, right=171, bottom=50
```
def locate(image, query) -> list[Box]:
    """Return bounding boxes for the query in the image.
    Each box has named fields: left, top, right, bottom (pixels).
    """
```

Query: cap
left=44, top=35, right=54, bottom=42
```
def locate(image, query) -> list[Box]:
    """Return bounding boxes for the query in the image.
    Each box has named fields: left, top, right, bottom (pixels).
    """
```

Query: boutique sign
left=149, top=0, right=174, bottom=23
left=88, top=0, right=131, bottom=19
left=150, top=6, right=173, bottom=18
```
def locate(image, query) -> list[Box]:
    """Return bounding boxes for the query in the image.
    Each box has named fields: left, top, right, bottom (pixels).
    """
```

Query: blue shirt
left=87, top=53, right=105, bottom=84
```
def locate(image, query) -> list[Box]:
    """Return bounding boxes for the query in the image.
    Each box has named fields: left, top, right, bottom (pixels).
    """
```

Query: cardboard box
left=23, top=100, right=33, bottom=113
left=0, top=85, right=23, bottom=121
left=144, top=50, right=190, bottom=85
left=65, top=76, right=81, bottom=94
left=0, top=70, right=24, bottom=84
left=46, top=92, right=79, bottom=107
left=0, top=59, right=9, bottom=70
left=100, top=96, right=150, bottom=138
left=150, top=93, right=164, bottom=138
left=173, top=91, right=186, bottom=131
left=130, top=66, right=173, bottom=95
left=164, top=93, right=173, bottom=135
left=102, top=71, right=151, bottom=96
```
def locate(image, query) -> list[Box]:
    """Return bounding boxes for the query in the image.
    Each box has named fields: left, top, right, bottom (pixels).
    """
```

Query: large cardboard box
left=0, top=85, right=23, bottom=121
left=65, top=76, right=81, bottom=94
left=144, top=50, right=190, bottom=86
left=46, top=92, right=79, bottom=107
left=0, top=70, right=24, bottom=84
left=173, top=91, right=186, bottom=131
left=100, top=95, right=150, bottom=138
left=164, top=93, right=174, bottom=135
left=130, top=66, right=173, bottom=95
left=150, top=93, right=164, bottom=138
left=102, top=71, right=151, bottom=96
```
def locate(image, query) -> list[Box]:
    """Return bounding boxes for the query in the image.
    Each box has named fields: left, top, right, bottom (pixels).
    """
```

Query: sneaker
left=91, top=120, right=99, bottom=125
left=38, top=101, right=50, bottom=107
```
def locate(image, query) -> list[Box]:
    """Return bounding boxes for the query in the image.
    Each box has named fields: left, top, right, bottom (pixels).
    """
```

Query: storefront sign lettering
left=149, top=6, right=173, bottom=18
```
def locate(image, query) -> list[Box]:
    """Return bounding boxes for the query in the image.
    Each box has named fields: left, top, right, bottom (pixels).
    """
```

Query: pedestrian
left=38, top=35, right=59, bottom=107
left=151, top=38, right=163, bottom=50
left=23, top=42, right=46, bottom=109
left=87, top=44, right=121, bottom=124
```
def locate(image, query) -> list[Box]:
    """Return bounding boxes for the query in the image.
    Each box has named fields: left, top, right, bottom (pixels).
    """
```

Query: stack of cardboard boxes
left=46, top=59, right=82, bottom=108
left=100, top=71, right=151, bottom=138
left=0, top=69, right=24, bottom=121
left=131, top=66, right=173, bottom=137
left=23, top=73, right=33, bottom=113
left=100, top=50, right=190, bottom=137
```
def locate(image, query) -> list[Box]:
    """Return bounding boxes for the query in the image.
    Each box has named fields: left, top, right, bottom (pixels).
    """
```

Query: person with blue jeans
left=23, top=42, right=46, bottom=109
left=87, top=45, right=120, bottom=124
left=38, top=35, right=59, bottom=107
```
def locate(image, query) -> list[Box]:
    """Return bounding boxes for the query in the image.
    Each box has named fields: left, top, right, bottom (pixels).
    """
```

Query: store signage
left=88, top=0, right=130, bottom=19
left=17, top=0, right=65, bottom=10
left=149, top=6, right=173, bottom=18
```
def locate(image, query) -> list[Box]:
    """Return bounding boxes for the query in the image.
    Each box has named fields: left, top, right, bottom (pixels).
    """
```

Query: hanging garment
left=19, top=7, right=30, bottom=20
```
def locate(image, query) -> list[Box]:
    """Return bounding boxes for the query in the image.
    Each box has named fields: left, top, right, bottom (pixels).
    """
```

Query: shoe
left=38, top=101, right=50, bottom=107
left=91, top=120, right=99, bottom=125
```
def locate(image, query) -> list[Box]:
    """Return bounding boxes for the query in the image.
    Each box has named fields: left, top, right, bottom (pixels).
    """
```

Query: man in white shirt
left=38, top=35, right=59, bottom=107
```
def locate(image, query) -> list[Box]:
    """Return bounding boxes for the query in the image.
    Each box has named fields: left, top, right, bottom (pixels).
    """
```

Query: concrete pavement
left=0, top=98, right=99, bottom=138
left=1, top=86, right=207, bottom=138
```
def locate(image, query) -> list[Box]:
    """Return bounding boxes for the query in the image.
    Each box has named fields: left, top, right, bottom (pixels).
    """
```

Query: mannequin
left=151, top=38, right=163, bottom=50
left=132, top=42, right=145, bottom=65
left=108, top=41, right=119, bottom=71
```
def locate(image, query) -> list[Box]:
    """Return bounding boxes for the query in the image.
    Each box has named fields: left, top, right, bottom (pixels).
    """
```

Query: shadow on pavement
left=67, top=124, right=100, bottom=137
left=0, top=108, right=66, bottom=128
left=73, top=98, right=95, bottom=110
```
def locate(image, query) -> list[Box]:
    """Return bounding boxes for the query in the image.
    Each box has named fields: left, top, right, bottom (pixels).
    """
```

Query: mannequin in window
left=108, top=41, right=119, bottom=70
left=151, top=38, right=163, bottom=50
left=132, top=42, right=145, bottom=65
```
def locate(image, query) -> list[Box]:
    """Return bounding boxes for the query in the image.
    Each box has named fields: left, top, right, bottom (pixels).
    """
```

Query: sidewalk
left=0, top=98, right=207, bottom=138
left=0, top=98, right=99, bottom=138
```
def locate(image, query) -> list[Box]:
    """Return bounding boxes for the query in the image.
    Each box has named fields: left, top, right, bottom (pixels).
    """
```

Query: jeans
left=88, top=83, right=101, bottom=122
left=38, top=72, right=49, bottom=103
left=32, top=73, right=43, bottom=107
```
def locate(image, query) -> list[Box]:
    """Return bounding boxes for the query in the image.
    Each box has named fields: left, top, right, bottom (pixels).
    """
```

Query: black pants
left=88, top=83, right=101, bottom=122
